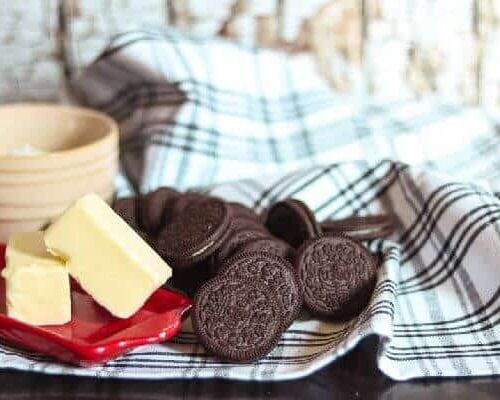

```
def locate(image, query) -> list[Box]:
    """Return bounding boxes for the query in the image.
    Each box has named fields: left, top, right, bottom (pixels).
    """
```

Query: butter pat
left=2, top=232, right=71, bottom=326
left=44, top=193, right=171, bottom=319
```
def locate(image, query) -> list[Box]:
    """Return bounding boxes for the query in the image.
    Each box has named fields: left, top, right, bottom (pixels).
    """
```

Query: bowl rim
left=0, top=103, right=118, bottom=167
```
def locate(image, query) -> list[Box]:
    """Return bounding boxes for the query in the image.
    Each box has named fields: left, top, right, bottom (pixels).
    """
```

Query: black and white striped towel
left=3, top=29, right=499, bottom=381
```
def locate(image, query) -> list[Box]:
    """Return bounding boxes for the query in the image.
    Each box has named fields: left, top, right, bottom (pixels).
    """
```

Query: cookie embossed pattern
left=297, top=235, right=377, bottom=319
left=192, top=278, right=285, bottom=363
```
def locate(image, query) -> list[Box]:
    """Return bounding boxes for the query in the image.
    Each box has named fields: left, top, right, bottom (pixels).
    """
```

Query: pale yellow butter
left=2, top=232, right=71, bottom=326
left=44, top=193, right=172, bottom=319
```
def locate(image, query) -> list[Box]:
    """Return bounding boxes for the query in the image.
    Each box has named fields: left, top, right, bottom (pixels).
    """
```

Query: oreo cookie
left=112, top=196, right=150, bottom=242
left=231, top=216, right=268, bottom=233
left=236, top=237, right=296, bottom=262
left=265, top=199, right=321, bottom=248
left=192, top=277, right=285, bottom=362
left=220, top=252, right=302, bottom=327
left=228, top=202, right=261, bottom=221
left=156, top=197, right=232, bottom=268
left=321, top=215, right=395, bottom=241
left=113, top=197, right=139, bottom=228
left=296, top=235, right=377, bottom=320
left=170, top=192, right=207, bottom=217
left=212, top=228, right=270, bottom=269
left=140, top=187, right=180, bottom=234
left=167, top=259, right=213, bottom=297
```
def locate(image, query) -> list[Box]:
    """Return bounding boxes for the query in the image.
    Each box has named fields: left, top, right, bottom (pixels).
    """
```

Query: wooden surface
left=0, top=337, right=498, bottom=399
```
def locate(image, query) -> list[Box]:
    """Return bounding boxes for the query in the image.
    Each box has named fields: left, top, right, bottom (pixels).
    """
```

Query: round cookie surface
left=167, top=259, right=213, bottom=297
left=236, top=237, right=296, bottom=262
left=296, top=235, right=377, bottom=319
left=213, top=228, right=269, bottom=269
left=169, top=192, right=208, bottom=217
left=220, top=252, right=302, bottom=327
left=321, top=214, right=395, bottom=241
left=265, top=199, right=321, bottom=248
left=228, top=202, right=261, bottom=221
left=230, top=216, right=268, bottom=233
left=141, top=187, right=180, bottom=234
left=113, top=196, right=149, bottom=241
left=113, top=197, right=139, bottom=227
left=192, top=277, right=285, bottom=362
left=156, top=197, right=232, bottom=267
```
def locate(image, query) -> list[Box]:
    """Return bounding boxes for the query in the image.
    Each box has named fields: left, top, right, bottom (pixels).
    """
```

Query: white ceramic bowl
left=0, top=103, right=119, bottom=242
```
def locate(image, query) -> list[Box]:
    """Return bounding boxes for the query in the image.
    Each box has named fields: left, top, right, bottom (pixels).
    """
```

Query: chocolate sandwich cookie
left=236, top=237, right=296, bottom=262
left=156, top=197, right=232, bottom=268
left=140, top=187, right=180, bottom=234
left=228, top=202, right=261, bottom=221
left=321, top=215, right=395, bottom=241
left=265, top=199, right=322, bottom=248
left=169, top=192, right=208, bottom=217
left=220, top=252, right=302, bottom=327
left=212, top=228, right=270, bottom=269
left=113, top=197, right=151, bottom=244
left=167, top=259, right=213, bottom=297
left=230, top=216, right=268, bottom=233
left=192, top=277, right=285, bottom=362
left=296, top=235, right=377, bottom=320
left=113, top=197, right=140, bottom=227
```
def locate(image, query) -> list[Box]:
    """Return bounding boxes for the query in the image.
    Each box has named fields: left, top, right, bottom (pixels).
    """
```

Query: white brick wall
left=0, top=0, right=498, bottom=117
left=68, top=0, right=166, bottom=67
left=0, top=0, right=60, bottom=102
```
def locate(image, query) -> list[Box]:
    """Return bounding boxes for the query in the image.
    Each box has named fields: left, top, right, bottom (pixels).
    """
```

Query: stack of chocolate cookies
left=113, top=189, right=395, bottom=362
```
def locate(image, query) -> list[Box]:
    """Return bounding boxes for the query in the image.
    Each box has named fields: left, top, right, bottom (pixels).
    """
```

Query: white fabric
left=1, top=29, right=499, bottom=381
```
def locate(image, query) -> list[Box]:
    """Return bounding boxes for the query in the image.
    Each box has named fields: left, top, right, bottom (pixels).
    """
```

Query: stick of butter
left=2, top=232, right=71, bottom=326
left=44, top=193, right=172, bottom=319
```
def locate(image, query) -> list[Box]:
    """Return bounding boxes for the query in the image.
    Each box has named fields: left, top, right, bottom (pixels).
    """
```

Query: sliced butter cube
left=2, top=232, right=71, bottom=326
left=44, top=193, right=171, bottom=319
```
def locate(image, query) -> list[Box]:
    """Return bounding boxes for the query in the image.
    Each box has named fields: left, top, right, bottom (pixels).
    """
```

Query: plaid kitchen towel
left=1, top=29, right=500, bottom=381
left=71, top=29, right=500, bottom=195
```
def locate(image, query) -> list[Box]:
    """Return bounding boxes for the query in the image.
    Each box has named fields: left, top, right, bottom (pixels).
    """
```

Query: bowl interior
left=0, top=105, right=113, bottom=155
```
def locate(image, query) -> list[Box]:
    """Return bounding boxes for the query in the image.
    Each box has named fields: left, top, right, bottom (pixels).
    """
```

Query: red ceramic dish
left=0, top=243, right=191, bottom=366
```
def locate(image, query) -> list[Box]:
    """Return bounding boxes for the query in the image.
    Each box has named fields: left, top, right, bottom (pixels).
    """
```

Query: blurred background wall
left=1, top=0, right=499, bottom=118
